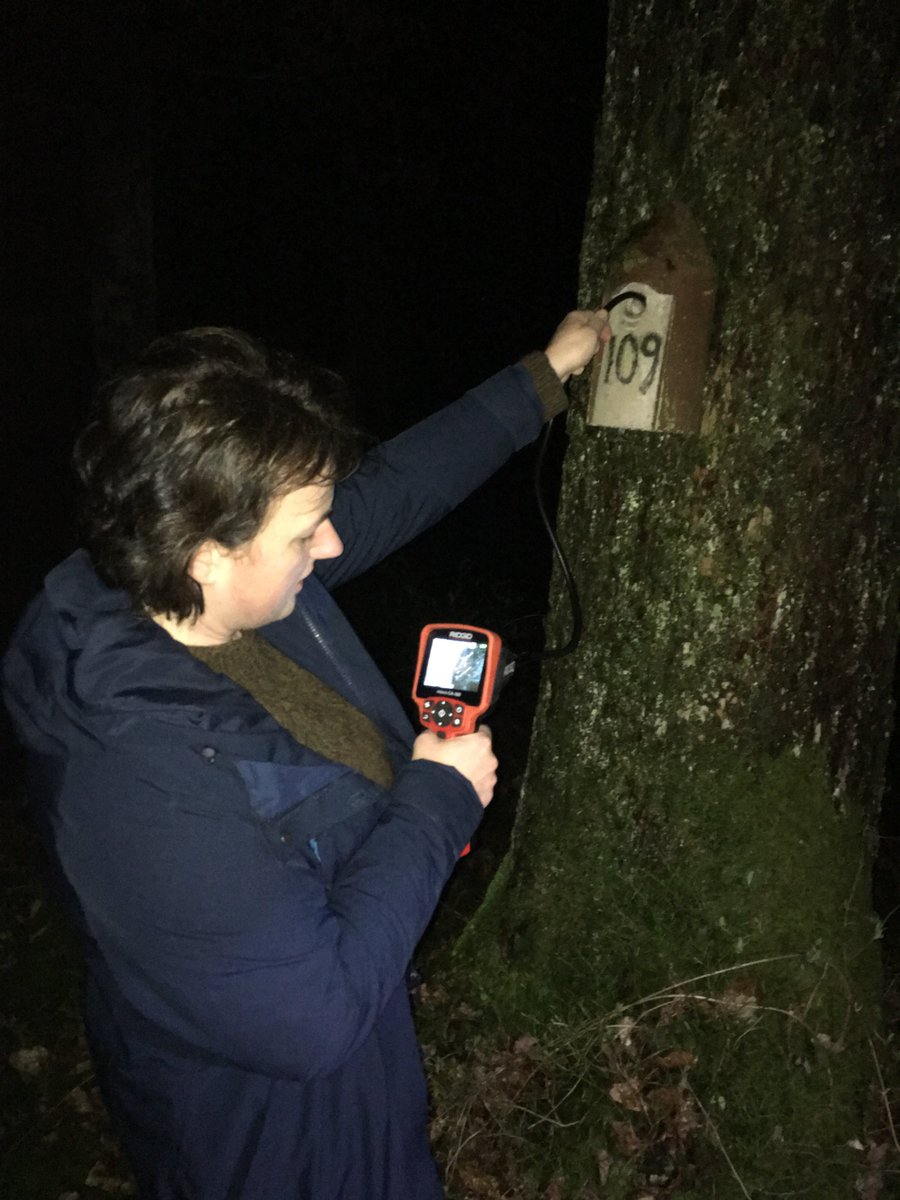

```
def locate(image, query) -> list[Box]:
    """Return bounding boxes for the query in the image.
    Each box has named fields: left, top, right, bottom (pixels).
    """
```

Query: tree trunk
left=426, top=1, right=899, bottom=1194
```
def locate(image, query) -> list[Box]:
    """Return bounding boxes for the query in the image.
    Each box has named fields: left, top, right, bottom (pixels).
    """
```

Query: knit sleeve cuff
left=519, top=351, right=569, bottom=422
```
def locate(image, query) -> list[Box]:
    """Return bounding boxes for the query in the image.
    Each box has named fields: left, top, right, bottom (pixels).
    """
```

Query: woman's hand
left=412, top=726, right=498, bottom=808
left=544, top=308, right=612, bottom=384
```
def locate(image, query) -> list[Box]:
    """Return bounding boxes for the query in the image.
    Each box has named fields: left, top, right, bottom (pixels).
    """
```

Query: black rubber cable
left=524, top=289, right=646, bottom=662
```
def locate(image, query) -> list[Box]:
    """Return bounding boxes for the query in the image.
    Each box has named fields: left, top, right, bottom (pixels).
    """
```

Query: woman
left=3, top=312, right=607, bottom=1199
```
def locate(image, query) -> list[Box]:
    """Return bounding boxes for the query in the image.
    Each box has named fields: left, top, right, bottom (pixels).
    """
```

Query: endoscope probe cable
left=527, top=290, right=646, bottom=662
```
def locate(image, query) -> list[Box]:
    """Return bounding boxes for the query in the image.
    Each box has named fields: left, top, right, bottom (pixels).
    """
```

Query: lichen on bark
left=427, top=0, right=899, bottom=1193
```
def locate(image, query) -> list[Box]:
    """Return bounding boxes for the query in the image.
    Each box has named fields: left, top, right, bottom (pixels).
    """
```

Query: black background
left=2, top=1, right=606, bottom=677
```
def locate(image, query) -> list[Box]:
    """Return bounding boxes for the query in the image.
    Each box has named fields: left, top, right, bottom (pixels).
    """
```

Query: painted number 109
left=603, top=332, right=664, bottom=395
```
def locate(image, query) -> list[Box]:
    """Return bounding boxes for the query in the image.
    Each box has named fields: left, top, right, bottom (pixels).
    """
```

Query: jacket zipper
left=298, top=601, right=365, bottom=709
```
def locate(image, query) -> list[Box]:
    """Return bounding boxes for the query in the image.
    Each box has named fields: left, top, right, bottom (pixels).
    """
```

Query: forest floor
left=1, top=765, right=134, bottom=1199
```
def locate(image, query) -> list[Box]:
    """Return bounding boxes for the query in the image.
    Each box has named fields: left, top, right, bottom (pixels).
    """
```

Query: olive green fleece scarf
left=189, top=631, right=394, bottom=789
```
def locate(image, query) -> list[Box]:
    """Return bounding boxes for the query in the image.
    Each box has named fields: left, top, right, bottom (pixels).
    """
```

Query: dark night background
left=1, top=2, right=898, bottom=1188
left=2, top=0, right=607, bottom=681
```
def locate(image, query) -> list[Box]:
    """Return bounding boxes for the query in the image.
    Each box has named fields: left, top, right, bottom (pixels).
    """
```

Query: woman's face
left=197, top=480, right=343, bottom=641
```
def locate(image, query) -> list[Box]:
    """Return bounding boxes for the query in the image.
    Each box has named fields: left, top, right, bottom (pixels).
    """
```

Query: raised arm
left=320, top=310, right=609, bottom=588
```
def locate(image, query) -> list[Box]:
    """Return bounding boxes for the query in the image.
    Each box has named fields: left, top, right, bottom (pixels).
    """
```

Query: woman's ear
left=187, top=540, right=229, bottom=587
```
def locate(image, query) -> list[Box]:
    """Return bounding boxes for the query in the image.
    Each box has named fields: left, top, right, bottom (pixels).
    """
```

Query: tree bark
left=428, top=1, right=899, bottom=1194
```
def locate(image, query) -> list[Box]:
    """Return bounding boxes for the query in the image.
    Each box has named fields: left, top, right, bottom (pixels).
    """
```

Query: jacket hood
left=3, top=550, right=289, bottom=757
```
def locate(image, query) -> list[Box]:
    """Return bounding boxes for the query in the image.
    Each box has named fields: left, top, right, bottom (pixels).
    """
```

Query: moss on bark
left=425, top=0, right=899, bottom=1192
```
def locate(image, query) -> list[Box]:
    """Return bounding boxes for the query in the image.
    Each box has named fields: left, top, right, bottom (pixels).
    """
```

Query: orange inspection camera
left=413, top=624, right=511, bottom=735
left=412, top=623, right=514, bottom=857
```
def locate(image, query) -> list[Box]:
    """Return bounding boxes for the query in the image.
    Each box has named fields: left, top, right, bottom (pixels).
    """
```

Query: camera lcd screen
left=422, top=636, right=488, bottom=699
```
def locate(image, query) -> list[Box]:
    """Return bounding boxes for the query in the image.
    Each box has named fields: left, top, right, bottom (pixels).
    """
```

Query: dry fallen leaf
left=457, top=1165, right=504, bottom=1200
left=611, top=1120, right=643, bottom=1156
left=647, top=1085, right=683, bottom=1115
left=814, top=1032, right=844, bottom=1053
left=8, top=1045, right=50, bottom=1075
left=66, top=1087, right=95, bottom=1116
left=655, top=1049, right=696, bottom=1069
left=512, top=1034, right=537, bottom=1056
left=84, top=1161, right=136, bottom=1195
left=609, top=1078, right=644, bottom=1112
left=721, top=983, right=759, bottom=1020
left=595, top=1149, right=612, bottom=1184
left=657, top=997, right=687, bottom=1025
left=614, top=1016, right=637, bottom=1047
left=722, top=976, right=761, bottom=1020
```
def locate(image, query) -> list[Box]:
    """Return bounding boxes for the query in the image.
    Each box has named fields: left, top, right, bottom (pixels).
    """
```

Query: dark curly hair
left=74, top=327, right=366, bottom=620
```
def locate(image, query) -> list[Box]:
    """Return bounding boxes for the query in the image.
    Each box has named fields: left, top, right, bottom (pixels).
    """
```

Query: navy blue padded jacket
left=2, top=362, right=547, bottom=1200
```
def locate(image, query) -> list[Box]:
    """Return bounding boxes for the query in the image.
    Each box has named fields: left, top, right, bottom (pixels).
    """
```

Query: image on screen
left=423, top=637, right=487, bottom=694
